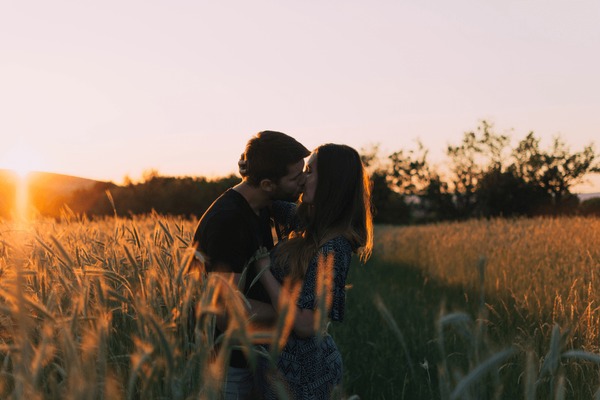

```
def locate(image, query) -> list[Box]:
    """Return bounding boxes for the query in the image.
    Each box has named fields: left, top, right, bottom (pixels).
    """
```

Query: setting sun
left=1, top=142, right=46, bottom=221
left=1, top=143, right=45, bottom=178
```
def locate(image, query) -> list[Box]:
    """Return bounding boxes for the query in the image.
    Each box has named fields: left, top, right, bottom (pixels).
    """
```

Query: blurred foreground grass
left=2, top=214, right=600, bottom=399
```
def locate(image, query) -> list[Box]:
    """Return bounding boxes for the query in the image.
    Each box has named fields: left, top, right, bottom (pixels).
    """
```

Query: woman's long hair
left=274, top=143, right=373, bottom=281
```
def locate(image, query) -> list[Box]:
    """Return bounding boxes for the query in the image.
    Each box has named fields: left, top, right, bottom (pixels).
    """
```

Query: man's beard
left=273, top=189, right=302, bottom=203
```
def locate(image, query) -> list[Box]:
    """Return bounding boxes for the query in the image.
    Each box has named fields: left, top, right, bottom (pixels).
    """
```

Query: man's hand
left=253, top=246, right=271, bottom=273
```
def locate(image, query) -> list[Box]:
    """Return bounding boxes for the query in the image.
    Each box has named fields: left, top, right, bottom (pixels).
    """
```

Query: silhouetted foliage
left=446, top=121, right=511, bottom=218
left=361, top=145, right=411, bottom=224
left=420, top=175, right=457, bottom=222
left=362, top=121, right=599, bottom=223
left=580, top=198, right=600, bottom=217
left=68, top=181, right=119, bottom=215
left=511, top=133, right=599, bottom=207
left=66, top=174, right=241, bottom=218
left=370, top=171, right=411, bottom=224
left=389, top=141, right=432, bottom=197
left=475, top=168, right=552, bottom=217
left=1, top=121, right=598, bottom=223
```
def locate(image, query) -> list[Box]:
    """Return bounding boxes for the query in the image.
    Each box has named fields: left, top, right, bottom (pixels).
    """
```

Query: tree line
left=363, top=121, right=600, bottom=223
left=36, top=173, right=241, bottom=219
left=1, top=121, right=599, bottom=223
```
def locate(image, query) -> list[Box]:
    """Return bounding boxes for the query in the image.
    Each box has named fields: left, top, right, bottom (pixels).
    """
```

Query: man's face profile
left=272, top=159, right=306, bottom=202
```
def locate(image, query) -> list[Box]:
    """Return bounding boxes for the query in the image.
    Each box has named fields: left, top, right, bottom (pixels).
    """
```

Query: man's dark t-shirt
left=193, top=188, right=274, bottom=368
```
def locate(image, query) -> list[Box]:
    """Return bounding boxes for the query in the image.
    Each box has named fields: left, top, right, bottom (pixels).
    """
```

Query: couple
left=193, top=131, right=373, bottom=399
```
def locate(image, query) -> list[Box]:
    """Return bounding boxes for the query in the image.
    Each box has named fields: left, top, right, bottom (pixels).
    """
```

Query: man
left=193, top=130, right=310, bottom=399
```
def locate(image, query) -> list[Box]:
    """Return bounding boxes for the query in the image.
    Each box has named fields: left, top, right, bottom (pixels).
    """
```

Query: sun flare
left=1, top=143, right=44, bottom=178
left=1, top=143, right=46, bottom=221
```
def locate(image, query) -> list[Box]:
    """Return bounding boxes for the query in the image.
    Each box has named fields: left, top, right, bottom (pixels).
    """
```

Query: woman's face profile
left=300, top=152, right=318, bottom=204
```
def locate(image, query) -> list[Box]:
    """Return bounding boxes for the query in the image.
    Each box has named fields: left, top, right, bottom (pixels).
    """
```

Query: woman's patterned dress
left=260, top=202, right=353, bottom=399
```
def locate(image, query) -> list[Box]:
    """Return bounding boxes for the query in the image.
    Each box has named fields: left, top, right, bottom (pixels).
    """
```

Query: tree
left=388, top=140, right=432, bottom=196
left=511, top=133, right=600, bottom=209
left=387, top=141, right=457, bottom=222
left=420, top=174, right=456, bottom=221
left=360, top=144, right=411, bottom=224
left=475, top=169, right=551, bottom=217
left=447, top=121, right=510, bottom=217
left=580, top=197, right=600, bottom=217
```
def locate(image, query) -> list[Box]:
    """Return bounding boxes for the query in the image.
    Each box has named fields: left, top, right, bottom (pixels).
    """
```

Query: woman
left=255, top=143, right=373, bottom=399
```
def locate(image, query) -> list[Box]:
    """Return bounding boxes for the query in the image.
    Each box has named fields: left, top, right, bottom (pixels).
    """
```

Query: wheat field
left=2, top=213, right=600, bottom=399
left=0, top=211, right=317, bottom=400
left=334, top=217, right=600, bottom=399
left=375, top=217, right=600, bottom=353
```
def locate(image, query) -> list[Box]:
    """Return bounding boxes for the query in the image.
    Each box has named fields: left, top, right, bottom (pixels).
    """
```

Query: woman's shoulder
left=271, top=201, right=300, bottom=236
left=319, top=235, right=353, bottom=254
left=271, top=201, right=298, bottom=223
left=327, top=234, right=352, bottom=246
left=272, top=200, right=297, bottom=213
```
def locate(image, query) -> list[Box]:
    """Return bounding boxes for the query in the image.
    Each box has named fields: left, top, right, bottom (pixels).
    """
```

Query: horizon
left=2, top=133, right=600, bottom=193
left=1, top=166, right=599, bottom=196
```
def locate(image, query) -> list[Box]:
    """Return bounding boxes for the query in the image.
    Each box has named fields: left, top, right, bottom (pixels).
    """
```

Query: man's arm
left=210, top=270, right=276, bottom=331
left=196, top=212, right=277, bottom=330
left=255, top=257, right=317, bottom=338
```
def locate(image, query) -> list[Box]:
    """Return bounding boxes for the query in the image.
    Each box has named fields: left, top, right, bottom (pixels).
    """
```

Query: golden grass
left=375, top=217, right=600, bottom=347
left=372, top=216, right=600, bottom=398
left=0, top=213, right=308, bottom=399
left=8, top=211, right=599, bottom=398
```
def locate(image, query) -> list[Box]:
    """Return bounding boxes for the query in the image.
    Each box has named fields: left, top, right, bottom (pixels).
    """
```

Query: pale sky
left=1, top=0, right=599, bottom=192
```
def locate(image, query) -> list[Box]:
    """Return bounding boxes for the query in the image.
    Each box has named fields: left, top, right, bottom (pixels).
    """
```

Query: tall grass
left=4, top=213, right=600, bottom=399
left=0, top=212, right=316, bottom=399
left=375, top=217, right=600, bottom=353
left=332, top=217, right=600, bottom=399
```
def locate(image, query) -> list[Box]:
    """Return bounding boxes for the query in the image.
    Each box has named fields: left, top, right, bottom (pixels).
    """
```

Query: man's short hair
left=242, top=131, right=310, bottom=185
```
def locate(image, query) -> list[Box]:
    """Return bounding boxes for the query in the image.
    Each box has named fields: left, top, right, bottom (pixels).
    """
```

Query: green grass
left=333, top=217, right=600, bottom=400
left=333, top=257, right=528, bottom=399
left=331, top=258, right=456, bottom=399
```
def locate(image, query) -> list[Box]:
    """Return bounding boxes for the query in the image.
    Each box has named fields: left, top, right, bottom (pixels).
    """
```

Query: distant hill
left=1, top=168, right=599, bottom=219
left=0, top=169, right=114, bottom=218
left=0, top=169, right=107, bottom=194
left=578, top=192, right=600, bottom=202
left=2, top=168, right=598, bottom=202
left=27, top=170, right=106, bottom=195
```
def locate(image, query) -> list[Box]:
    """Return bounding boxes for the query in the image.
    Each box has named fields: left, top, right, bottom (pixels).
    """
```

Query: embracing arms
left=254, top=250, right=317, bottom=338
